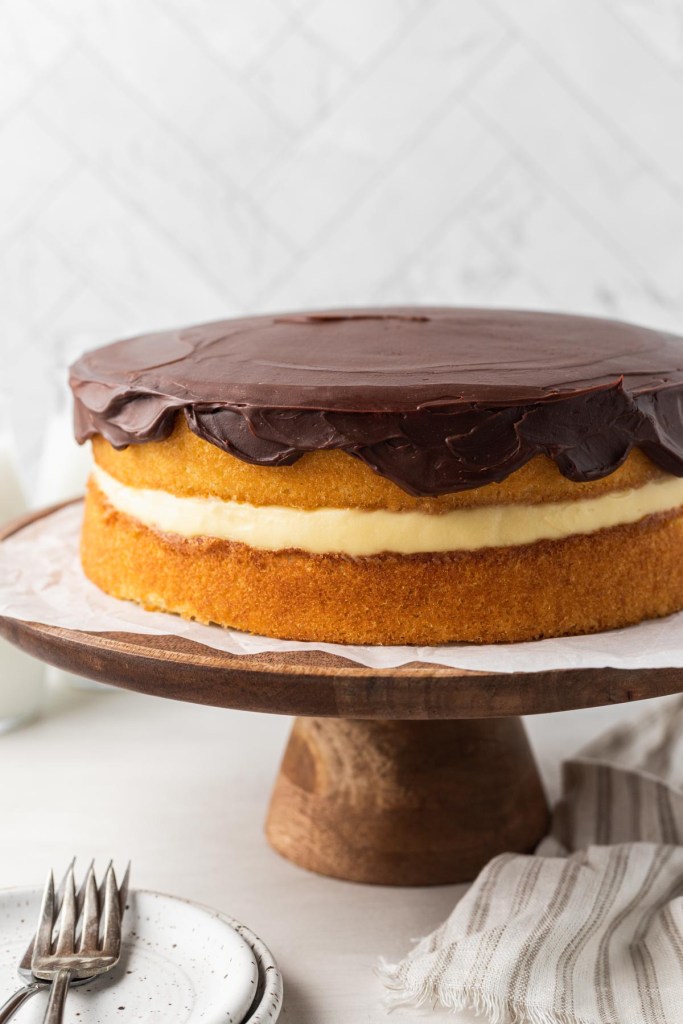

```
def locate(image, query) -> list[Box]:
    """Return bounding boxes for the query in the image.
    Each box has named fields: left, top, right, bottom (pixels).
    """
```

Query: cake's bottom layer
left=81, top=482, right=683, bottom=644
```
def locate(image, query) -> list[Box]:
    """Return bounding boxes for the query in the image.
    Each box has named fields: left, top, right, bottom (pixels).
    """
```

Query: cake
left=70, top=308, right=683, bottom=645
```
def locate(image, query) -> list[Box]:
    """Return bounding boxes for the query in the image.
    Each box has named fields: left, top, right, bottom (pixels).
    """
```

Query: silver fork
left=0, top=861, right=82, bottom=1024
left=31, top=863, right=125, bottom=1024
left=0, top=863, right=130, bottom=1024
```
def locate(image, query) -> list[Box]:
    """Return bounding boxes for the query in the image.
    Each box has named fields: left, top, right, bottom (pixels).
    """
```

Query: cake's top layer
left=70, top=307, right=683, bottom=496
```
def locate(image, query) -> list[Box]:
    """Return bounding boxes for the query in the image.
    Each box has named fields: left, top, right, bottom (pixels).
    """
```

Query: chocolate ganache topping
left=70, top=307, right=683, bottom=497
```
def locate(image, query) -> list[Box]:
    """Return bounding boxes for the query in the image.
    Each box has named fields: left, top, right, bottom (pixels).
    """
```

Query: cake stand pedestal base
left=266, top=716, right=549, bottom=886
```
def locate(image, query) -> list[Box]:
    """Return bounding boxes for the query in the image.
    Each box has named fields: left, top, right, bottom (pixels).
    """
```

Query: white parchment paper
left=1, top=502, right=683, bottom=673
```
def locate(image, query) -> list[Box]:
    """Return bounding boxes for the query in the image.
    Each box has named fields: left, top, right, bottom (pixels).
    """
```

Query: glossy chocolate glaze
left=70, top=308, right=683, bottom=496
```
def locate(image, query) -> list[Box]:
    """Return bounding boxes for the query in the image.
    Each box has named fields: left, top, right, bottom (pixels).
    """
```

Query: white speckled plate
left=0, top=888, right=282, bottom=1023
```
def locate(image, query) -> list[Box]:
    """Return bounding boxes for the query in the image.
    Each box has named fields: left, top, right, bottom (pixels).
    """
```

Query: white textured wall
left=3, top=0, right=683, bottom=471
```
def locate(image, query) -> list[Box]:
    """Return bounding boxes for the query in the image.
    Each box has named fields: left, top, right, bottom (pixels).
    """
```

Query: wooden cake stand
left=2, top=505, right=683, bottom=886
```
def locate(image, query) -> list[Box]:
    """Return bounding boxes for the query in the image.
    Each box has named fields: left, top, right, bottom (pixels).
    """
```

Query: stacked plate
left=0, top=887, right=282, bottom=1023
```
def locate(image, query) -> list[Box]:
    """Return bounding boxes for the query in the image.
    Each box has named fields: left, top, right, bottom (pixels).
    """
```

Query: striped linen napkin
left=380, top=697, right=683, bottom=1023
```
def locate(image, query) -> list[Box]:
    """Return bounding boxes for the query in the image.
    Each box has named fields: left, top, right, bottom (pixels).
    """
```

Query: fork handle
left=43, top=969, right=72, bottom=1024
left=0, top=981, right=42, bottom=1023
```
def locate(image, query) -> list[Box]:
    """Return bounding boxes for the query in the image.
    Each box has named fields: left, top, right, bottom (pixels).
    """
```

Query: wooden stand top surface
left=2, top=504, right=682, bottom=720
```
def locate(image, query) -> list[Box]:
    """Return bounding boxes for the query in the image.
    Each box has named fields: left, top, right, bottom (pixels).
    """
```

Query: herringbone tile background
left=3, top=0, right=683, bottom=469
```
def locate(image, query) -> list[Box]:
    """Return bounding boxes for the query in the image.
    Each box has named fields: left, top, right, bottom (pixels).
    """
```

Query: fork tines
left=32, top=861, right=128, bottom=980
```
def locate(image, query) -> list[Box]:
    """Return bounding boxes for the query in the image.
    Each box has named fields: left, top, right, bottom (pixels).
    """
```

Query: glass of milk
left=0, top=403, right=46, bottom=731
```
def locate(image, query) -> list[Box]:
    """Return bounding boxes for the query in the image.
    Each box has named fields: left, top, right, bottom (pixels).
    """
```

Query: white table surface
left=0, top=674, right=673, bottom=1023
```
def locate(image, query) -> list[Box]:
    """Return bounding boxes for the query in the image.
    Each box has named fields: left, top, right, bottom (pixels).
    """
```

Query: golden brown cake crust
left=81, top=480, right=683, bottom=645
left=92, top=418, right=666, bottom=513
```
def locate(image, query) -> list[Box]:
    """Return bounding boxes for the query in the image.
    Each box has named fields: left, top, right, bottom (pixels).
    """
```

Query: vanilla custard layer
left=92, top=464, right=683, bottom=556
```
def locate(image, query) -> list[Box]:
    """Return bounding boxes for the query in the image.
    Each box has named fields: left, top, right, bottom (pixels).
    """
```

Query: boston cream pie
left=70, top=308, right=683, bottom=644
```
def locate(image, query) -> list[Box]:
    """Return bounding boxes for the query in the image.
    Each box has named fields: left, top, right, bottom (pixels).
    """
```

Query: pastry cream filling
left=92, top=464, right=683, bottom=557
